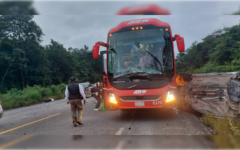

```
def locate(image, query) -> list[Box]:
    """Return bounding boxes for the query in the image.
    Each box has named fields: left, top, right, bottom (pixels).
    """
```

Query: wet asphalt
left=0, top=97, right=211, bottom=135
left=0, top=97, right=213, bottom=149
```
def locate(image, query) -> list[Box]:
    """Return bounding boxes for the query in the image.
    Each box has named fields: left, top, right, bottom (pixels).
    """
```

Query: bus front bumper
left=108, top=99, right=177, bottom=110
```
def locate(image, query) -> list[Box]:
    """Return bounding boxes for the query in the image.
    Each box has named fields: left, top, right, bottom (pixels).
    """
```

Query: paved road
left=0, top=98, right=214, bottom=150
left=0, top=97, right=213, bottom=149
left=0, top=135, right=213, bottom=149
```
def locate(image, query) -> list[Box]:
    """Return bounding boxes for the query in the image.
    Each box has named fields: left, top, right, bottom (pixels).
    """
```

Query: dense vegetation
left=176, top=23, right=240, bottom=74
left=0, top=83, right=66, bottom=110
left=0, top=15, right=102, bottom=94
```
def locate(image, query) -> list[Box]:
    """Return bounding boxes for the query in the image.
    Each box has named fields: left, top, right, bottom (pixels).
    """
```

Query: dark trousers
left=93, top=94, right=101, bottom=109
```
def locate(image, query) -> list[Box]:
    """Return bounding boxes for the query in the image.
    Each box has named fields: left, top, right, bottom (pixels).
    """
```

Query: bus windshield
left=107, top=27, right=174, bottom=79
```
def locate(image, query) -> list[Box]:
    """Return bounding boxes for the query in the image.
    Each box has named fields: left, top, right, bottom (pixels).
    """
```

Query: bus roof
left=109, top=18, right=170, bottom=33
left=116, top=4, right=170, bottom=15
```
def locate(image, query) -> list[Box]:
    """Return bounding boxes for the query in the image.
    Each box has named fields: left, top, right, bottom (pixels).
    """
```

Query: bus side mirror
left=174, top=34, right=185, bottom=53
left=93, top=41, right=108, bottom=59
left=93, top=43, right=100, bottom=59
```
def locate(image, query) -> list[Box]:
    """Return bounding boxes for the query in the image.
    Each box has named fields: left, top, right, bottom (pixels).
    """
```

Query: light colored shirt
left=65, top=84, right=86, bottom=102
left=143, top=55, right=153, bottom=64
left=138, top=56, right=153, bottom=68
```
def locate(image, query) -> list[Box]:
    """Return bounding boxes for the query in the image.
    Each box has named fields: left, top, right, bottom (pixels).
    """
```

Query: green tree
left=45, top=39, right=79, bottom=85
left=176, top=23, right=240, bottom=74
left=0, top=15, right=102, bottom=94
left=0, top=15, right=47, bottom=92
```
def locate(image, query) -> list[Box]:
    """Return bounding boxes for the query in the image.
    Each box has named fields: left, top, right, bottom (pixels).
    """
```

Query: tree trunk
left=1, top=55, right=17, bottom=86
left=19, top=54, right=25, bottom=89
left=23, top=51, right=28, bottom=87
left=22, top=46, right=28, bottom=87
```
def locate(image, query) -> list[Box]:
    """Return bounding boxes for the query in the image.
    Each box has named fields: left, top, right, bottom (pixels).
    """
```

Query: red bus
left=92, top=18, right=185, bottom=111
left=116, top=4, right=170, bottom=15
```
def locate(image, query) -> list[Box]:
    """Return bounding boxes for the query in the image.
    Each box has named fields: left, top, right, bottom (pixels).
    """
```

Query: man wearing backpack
left=65, top=76, right=87, bottom=127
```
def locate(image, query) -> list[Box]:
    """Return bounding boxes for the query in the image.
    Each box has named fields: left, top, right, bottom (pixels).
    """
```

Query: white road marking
left=115, top=127, right=125, bottom=135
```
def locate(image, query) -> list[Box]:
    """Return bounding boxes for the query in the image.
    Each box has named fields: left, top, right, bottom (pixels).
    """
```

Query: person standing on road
left=65, top=76, right=87, bottom=127
left=91, top=82, right=101, bottom=111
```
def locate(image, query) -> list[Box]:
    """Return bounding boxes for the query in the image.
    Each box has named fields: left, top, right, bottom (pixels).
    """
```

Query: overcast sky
left=33, top=15, right=240, bottom=57
left=33, top=1, right=240, bottom=15
left=32, top=1, right=240, bottom=57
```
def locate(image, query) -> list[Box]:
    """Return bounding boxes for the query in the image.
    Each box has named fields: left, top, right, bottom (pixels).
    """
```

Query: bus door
left=100, top=51, right=110, bottom=108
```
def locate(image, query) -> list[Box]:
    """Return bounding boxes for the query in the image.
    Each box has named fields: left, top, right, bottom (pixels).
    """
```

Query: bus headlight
left=109, top=93, right=117, bottom=104
left=166, top=90, right=175, bottom=102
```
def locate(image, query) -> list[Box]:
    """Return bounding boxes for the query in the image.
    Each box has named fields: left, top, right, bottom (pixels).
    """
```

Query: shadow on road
left=114, top=108, right=177, bottom=122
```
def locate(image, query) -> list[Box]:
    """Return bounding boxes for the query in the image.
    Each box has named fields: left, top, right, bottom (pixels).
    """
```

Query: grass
left=202, top=113, right=240, bottom=135
left=202, top=113, right=240, bottom=149
left=0, top=83, right=67, bottom=110
left=205, top=135, right=240, bottom=149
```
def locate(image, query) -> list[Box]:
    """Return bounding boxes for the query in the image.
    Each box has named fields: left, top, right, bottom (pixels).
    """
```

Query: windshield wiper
left=145, top=50, right=165, bottom=75
left=134, top=42, right=165, bottom=75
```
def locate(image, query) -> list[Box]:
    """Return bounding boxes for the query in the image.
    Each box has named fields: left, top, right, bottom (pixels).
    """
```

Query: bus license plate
left=135, top=102, right=144, bottom=107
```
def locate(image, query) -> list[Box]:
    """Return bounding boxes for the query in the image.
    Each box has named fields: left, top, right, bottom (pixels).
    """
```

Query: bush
left=57, top=83, right=67, bottom=93
left=29, top=89, right=42, bottom=101
left=0, top=83, right=66, bottom=110
left=49, top=85, right=62, bottom=99
left=41, top=87, right=53, bottom=98
left=193, top=59, right=240, bottom=74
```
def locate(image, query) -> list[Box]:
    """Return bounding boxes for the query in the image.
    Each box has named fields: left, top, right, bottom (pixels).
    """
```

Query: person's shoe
left=73, top=121, right=78, bottom=127
left=77, top=121, right=83, bottom=125
left=94, top=108, right=99, bottom=111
